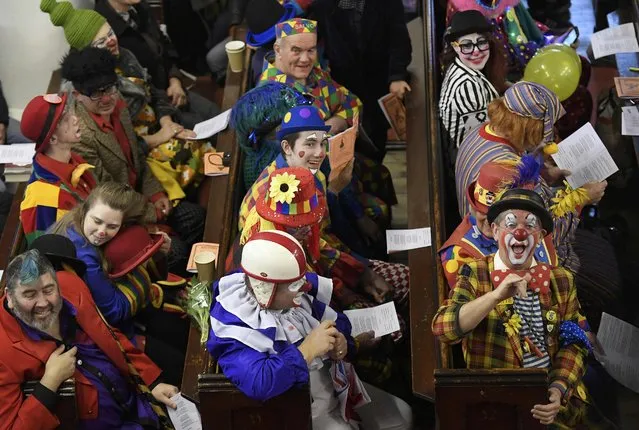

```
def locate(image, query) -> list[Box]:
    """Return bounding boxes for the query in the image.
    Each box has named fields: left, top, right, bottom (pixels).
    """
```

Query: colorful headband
left=276, top=18, right=317, bottom=39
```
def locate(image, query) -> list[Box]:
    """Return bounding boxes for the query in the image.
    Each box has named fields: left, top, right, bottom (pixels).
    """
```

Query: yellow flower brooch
left=269, top=172, right=301, bottom=204
left=504, top=313, right=523, bottom=337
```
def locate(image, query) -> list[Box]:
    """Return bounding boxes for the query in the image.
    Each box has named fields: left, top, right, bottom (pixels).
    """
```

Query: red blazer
left=0, top=271, right=162, bottom=430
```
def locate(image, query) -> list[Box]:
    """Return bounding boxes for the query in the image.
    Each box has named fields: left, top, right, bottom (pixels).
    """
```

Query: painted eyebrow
left=305, top=133, right=318, bottom=140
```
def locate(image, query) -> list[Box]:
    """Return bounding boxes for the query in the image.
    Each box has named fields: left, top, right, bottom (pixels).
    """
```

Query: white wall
left=0, top=0, right=94, bottom=119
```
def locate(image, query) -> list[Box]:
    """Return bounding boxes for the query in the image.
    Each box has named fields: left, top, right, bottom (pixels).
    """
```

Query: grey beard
left=12, top=303, right=62, bottom=332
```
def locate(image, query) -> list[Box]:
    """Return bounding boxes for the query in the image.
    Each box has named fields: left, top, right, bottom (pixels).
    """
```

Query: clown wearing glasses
left=432, top=189, right=606, bottom=428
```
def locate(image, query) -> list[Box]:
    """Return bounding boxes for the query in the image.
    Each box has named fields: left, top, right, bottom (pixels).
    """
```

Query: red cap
left=466, top=161, right=517, bottom=214
left=104, top=225, right=164, bottom=279
left=20, top=93, right=69, bottom=153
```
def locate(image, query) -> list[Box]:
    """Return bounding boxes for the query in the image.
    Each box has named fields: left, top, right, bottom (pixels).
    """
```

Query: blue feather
left=511, top=154, right=543, bottom=188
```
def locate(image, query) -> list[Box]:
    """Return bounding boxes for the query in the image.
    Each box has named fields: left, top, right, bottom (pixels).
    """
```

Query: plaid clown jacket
left=432, top=255, right=590, bottom=403
left=259, top=60, right=362, bottom=125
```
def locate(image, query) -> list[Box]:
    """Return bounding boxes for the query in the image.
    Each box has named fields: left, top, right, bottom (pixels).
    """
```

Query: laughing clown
left=432, top=189, right=595, bottom=428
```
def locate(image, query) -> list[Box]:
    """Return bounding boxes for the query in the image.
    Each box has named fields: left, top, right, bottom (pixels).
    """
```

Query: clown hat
left=487, top=189, right=554, bottom=234
left=21, top=93, right=70, bottom=153
left=467, top=161, right=518, bottom=214
left=256, top=167, right=326, bottom=228
left=104, top=225, right=164, bottom=279
left=276, top=18, right=317, bottom=39
left=246, top=0, right=299, bottom=48
left=446, top=10, right=492, bottom=42
left=30, top=234, right=87, bottom=277
left=276, top=105, right=330, bottom=142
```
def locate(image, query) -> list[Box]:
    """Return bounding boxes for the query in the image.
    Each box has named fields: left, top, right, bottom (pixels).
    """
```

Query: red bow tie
left=490, top=263, right=552, bottom=295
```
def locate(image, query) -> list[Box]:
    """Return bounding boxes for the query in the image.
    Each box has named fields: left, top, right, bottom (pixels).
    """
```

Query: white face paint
left=453, top=33, right=491, bottom=71
left=288, top=278, right=307, bottom=306
left=496, top=211, right=538, bottom=267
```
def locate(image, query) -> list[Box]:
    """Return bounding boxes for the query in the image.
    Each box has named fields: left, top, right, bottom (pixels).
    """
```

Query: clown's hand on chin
left=492, top=273, right=532, bottom=302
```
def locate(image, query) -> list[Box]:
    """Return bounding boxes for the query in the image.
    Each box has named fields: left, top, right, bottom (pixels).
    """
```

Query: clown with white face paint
left=439, top=10, right=505, bottom=152
left=433, top=188, right=604, bottom=428
left=207, top=230, right=414, bottom=430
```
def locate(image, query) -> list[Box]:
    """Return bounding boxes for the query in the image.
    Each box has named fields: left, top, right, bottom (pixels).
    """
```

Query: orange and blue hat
left=276, top=18, right=317, bottom=39
left=276, top=105, right=330, bottom=141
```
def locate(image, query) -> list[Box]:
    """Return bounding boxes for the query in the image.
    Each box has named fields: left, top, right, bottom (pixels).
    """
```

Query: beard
left=11, top=298, right=62, bottom=332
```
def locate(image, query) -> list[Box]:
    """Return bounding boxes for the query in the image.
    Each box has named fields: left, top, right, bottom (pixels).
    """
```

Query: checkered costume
left=259, top=62, right=362, bottom=126
left=432, top=255, right=594, bottom=426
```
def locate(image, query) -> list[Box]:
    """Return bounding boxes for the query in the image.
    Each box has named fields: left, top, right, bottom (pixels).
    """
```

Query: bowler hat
left=30, top=234, right=87, bottom=277
left=104, top=225, right=164, bottom=279
left=487, top=189, right=553, bottom=234
left=276, top=105, right=330, bottom=142
left=445, top=10, right=492, bottom=42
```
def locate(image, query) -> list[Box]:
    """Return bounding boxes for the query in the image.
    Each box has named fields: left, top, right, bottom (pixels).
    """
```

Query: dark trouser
left=177, top=91, right=220, bottom=130
left=166, top=200, right=206, bottom=276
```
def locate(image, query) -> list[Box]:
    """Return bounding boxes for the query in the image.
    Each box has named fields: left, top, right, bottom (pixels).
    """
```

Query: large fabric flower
left=504, top=313, right=522, bottom=337
left=268, top=172, right=300, bottom=204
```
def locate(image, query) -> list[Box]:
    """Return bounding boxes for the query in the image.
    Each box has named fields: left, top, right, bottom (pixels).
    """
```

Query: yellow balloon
left=523, top=45, right=581, bottom=101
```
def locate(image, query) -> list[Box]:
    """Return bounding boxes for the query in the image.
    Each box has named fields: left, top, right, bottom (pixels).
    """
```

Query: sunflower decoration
left=504, top=313, right=523, bottom=337
left=269, top=172, right=301, bottom=204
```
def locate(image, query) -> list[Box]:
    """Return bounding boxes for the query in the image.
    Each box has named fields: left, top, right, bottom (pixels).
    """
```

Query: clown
left=237, top=105, right=389, bottom=257
left=440, top=159, right=558, bottom=289
left=439, top=10, right=506, bottom=154
left=433, top=189, right=599, bottom=428
left=259, top=18, right=362, bottom=135
left=207, top=230, right=413, bottom=429
left=455, top=81, right=606, bottom=270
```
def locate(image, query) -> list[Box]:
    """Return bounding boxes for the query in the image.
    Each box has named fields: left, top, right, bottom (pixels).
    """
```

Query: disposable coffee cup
left=194, top=251, right=216, bottom=282
left=225, top=40, right=246, bottom=73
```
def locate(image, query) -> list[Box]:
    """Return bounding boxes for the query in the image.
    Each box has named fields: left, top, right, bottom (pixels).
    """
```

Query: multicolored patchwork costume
left=259, top=61, right=362, bottom=126
left=20, top=152, right=96, bottom=245
left=432, top=254, right=593, bottom=428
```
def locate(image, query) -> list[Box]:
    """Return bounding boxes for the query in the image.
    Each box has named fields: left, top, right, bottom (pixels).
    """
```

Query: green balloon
left=523, top=44, right=581, bottom=101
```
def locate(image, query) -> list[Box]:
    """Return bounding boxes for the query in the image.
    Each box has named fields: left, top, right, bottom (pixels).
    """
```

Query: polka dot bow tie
left=490, top=263, right=552, bottom=295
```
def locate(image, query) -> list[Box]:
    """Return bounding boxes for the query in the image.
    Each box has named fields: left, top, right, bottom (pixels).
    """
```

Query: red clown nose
left=513, top=228, right=528, bottom=241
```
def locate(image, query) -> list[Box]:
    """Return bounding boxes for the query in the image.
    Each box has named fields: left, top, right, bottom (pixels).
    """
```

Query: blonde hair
left=487, top=98, right=544, bottom=153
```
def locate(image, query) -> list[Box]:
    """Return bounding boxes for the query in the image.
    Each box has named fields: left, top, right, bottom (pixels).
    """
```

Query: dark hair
left=61, top=47, right=118, bottom=96
left=280, top=132, right=302, bottom=155
left=440, top=32, right=507, bottom=94
left=4, top=250, right=57, bottom=295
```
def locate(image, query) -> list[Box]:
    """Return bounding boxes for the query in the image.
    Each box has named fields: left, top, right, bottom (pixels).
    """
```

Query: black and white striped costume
left=439, top=57, right=499, bottom=149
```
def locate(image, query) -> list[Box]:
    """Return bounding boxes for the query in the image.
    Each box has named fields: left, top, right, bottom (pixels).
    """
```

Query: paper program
left=386, top=227, right=432, bottom=253
left=621, top=106, right=639, bottom=136
left=594, top=313, right=639, bottom=394
left=591, top=23, right=639, bottom=59
left=0, top=143, right=35, bottom=165
left=167, top=393, right=202, bottom=430
left=550, top=123, right=618, bottom=189
left=343, top=302, right=401, bottom=338
left=192, top=109, right=232, bottom=140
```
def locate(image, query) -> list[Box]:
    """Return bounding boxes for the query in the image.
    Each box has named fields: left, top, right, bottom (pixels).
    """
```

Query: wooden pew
left=406, top=1, right=550, bottom=427
left=180, top=26, right=312, bottom=430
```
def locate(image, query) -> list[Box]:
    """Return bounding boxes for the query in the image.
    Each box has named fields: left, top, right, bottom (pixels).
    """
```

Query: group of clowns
left=0, top=0, right=619, bottom=429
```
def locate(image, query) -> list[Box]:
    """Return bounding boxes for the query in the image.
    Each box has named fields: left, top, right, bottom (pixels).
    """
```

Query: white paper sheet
left=0, top=270, right=4, bottom=282
left=192, top=109, right=232, bottom=140
left=167, top=393, right=202, bottom=430
left=343, top=302, right=400, bottom=338
left=594, top=313, right=639, bottom=394
left=622, top=106, right=639, bottom=136
left=0, top=143, right=35, bottom=165
left=550, top=123, right=618, bottom=189
left=591, top=23, right=639, bottom=59
left=386, top=227, right=431, bottom=253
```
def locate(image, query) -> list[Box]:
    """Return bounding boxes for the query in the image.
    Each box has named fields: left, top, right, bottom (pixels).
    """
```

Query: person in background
left=19, top=93, right=97, bottom=245
left=439, top=10, right=506, bottom=159
left=60, top=47, right=205, bottom=274
left=94, top=0, right=220, bottom=129
left=0, top=249, right=178, bottom=430
left=311, top=0, right=412, bottom=160
left=0, top=80, right=31, bottom=146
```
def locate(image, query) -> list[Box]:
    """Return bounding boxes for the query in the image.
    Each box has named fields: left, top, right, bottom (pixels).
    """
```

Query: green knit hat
left=41, top=0, right=106, bottom=50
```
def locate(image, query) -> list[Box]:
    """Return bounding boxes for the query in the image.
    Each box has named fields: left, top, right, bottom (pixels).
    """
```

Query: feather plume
left=511, top=154, right=543, bottom=188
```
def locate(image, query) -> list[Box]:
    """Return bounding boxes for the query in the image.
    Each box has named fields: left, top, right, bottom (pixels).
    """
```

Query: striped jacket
left=259, top=61, right=362, bottom=125
left=455, top=124, right=580, bottom=264
left=432, top=255, right=589, bottom=402
left=439, top=57, right=499, bottom=149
